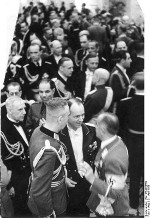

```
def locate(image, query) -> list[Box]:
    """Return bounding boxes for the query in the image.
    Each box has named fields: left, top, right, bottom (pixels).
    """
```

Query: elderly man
left=84, top=68, right=113, bottom=125
left=28, top=98, right=70, bottom=217
left=79, top=112, right=129, bottom=216
left=1, top=96, right=31, bottom=216
left=25, top=79, right=56, bottom=136
left=59, top=98, right=100, bottom=216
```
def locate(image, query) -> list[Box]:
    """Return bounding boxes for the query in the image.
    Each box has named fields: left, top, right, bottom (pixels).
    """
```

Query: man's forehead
left=8, top=85, right=20, bottom=92
left=39, top=82, right=51, bottom=89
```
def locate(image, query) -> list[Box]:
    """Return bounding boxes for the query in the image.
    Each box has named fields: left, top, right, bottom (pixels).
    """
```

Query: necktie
left=12, top=121, right=22, bottom=126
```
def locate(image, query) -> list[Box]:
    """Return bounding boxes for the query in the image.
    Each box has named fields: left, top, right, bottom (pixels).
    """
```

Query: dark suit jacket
left=45, top=54, right=60, bottom=78
left=59, top=124, right=100, bottom=212
left=25, top=102, right=46, bottom=136
left=109, top=65, right=130, bottom=102
left=84, top=85, right=110, bottom=123
left=75, top=70, right=95, bottom=100
left=1, top=116, right=31, bottom=195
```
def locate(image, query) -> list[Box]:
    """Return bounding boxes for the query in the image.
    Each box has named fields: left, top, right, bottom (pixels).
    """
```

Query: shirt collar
left=101, top=135, right=117, bottom=150
left=40, top=125, right=59, bottom=139
left=33, top=59, right=42, bottom=66
left=58, top=71, right=67, bottom=82
left=85, top=68, right=93, bottom=76
left=67, top=124, right=82, bottom=135
left=7, top=114, right=18, bottom=123
left=116, top=63, right=126, bottom=74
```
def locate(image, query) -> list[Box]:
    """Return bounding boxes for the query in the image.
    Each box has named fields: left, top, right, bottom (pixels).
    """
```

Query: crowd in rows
left=1, top=1, right=144, bottom=217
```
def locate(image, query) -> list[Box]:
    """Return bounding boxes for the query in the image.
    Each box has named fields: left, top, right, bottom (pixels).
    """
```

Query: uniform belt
left=128, top=128, right=144, bottom=134
left=51, top=177, right=65, bottom=188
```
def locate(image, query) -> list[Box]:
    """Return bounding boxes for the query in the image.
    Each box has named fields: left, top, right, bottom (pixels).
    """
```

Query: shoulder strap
left=103, top=87, right=113, bottom=111
left=33, top=140, right=66, bottom=168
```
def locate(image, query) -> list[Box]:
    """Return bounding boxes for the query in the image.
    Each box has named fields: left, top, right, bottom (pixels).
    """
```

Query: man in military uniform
left=1, top=96, right=31, bottom=216
left=23, top=43, right=53, bottom=100
left=28, top=98, right=70, bottom=217
left=79, top=112, right=129, bottom=216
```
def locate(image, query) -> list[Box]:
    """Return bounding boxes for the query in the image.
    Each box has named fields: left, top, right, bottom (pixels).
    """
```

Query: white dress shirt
left=54, top=55, right=62, bottom=64
left=68, top=125, right=83, bottom=169
left=84, top=69, right=93, bottom=99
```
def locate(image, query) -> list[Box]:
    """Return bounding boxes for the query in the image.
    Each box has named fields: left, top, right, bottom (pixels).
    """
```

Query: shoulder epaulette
left=45, top=61, right=52, bottom=65
left=23, top=64, right=29, bottom=68
left=121, top=97, right=132, bottom=101
left=16, top=64, right=21, bottom=68
left=88, top=89, right=97, bottom=95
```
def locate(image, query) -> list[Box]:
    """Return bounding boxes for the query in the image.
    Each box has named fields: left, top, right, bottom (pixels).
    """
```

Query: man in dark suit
left=84, top=68, right=113, bottom=125
left=25, top=79, right=56, bottom=137
left=1, top=96, right=31, bottom=216
left=75, top=30, right=89, bottom=68
left=80, top=112, right=129, bottom=216
left=45, top=40, right=62, bottom=77
left=28, top=98, right=70, bottom=217
left=109, top=50, right=132, bottom=112
left=52, top=57, right=76, bottom=99
left=59, top=98, right=100, bottom=216
left=75, top=53, right=99, bottom=100
left=117, top=72, right=144, bottom=216
left=22, top=43, right=53, bottom=100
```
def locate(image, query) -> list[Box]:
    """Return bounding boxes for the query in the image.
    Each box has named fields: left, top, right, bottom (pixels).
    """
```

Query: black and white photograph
left=0, top=0, right=148, bottom=217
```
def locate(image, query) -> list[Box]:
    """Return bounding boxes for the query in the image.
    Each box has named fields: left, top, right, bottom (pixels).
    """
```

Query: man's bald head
left=51, top=40, right=62, bottom=56
left=92, top=68, right=110, bottom=85
left=116, top=40, right=127, bottom=52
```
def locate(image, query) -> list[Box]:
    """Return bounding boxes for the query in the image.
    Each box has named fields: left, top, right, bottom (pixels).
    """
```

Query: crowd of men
left=1, top=1, right=144, bottom=217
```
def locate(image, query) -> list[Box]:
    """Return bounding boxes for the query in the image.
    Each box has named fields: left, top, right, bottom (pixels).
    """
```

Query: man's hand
left=79, top=161, right=95, bottom=185
left=65, top=177, right=77, bottom=188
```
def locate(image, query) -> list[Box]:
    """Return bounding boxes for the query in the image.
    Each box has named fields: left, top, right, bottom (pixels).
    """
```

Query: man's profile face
left=7, top=85, right=21, bottom=97
left=11, top=100, right=26, bottom=122
left=39, top=82, right=54, bottom=103
left=61, top=60, right=74, bottom=78
left=52, top=41, right=62, bottom=56
left=123, top=52, right=132, bottom=69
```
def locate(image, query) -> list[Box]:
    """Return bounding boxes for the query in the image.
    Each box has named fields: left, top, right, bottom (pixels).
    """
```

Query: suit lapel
left=7, top=118, right=29, bottom=147
left=60, top=126, right=76, bottom=163
left=82, top=124, right=90, bottom=159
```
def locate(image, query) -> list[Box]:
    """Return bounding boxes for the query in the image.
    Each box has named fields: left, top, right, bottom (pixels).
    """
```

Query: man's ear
left=57, top=115, right=63, bottom=125
left=19, top=91, right=22, bottom=97
left=52, top=88, right=55, bottom=94
left=6, top=91, right=9, bottom=98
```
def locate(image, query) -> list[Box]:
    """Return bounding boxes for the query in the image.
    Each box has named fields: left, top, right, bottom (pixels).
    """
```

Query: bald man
left=115, top=40, right=128, bottom=52
left=84, top=68, right=113, bottom=125
left=79, top=112, right=129, bottom=216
